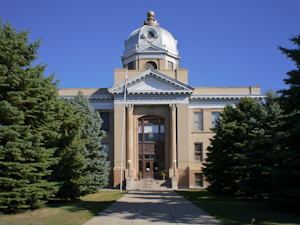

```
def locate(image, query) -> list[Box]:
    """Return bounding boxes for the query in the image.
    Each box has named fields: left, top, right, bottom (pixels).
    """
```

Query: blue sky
left=1, top=0, right=300, bottom=93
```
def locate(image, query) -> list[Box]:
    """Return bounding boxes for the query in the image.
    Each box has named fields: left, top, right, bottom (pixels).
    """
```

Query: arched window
left=144, top=61, right=157, bottom=70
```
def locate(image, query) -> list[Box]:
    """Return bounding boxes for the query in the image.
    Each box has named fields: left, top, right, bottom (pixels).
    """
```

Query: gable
left=130, top=77, right=179, bottom=91
left=108, top=69, right=194, bottom=95
left=136, top=44, right=167, bottom=53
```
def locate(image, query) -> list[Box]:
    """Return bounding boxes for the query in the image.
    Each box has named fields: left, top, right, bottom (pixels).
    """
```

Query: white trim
left=190, top=94, right=265, bottom=100
left=59, top=95, right=112, bottom=101
left=114, top=95, right=189, bottom=105
left=91, top=104, right=114, bottom=110
left=108, top=69, right=194, bottom=95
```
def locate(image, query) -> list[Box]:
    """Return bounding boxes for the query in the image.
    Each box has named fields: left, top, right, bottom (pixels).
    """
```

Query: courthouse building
left=59, top=11, right=264, bottom=189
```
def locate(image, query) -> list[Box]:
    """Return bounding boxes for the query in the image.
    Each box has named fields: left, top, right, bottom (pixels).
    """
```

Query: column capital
left=169, top=104, right=177, bottom=111
left=126, top=104, right=134, bottom=111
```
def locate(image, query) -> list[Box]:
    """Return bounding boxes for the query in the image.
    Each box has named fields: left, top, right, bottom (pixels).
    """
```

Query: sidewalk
left=84, top=190, right=223, bottom=225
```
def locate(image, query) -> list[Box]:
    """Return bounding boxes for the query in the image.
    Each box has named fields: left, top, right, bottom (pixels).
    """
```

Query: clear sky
left=1, top=0, right=300, bottom=93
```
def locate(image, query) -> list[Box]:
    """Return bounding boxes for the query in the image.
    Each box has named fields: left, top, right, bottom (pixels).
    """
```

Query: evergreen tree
left=70, top=92, right=110, bottom=193
left=271, top=34, right=300, bottom=208
left=239, top=91, right=283, bottom=199
left=47, top=99, right=88, bottom=200
left=0, top=22, right=60, bottom=212
left=203, top=98, right=256, bottom=196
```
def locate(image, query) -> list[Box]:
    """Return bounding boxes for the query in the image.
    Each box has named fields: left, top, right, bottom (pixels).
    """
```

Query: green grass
left=0, top=190, right=128, bottom=225
left=176, top=190, right=300, bottom=225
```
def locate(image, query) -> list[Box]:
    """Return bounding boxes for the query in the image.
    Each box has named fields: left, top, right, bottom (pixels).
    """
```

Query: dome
left=124, top=26, right=178, bottom=54
left=123, top=12, right=179, bottom=58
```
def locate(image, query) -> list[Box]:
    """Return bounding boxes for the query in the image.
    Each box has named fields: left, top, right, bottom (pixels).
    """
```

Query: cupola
left=121, top=11, right=181, bottom=71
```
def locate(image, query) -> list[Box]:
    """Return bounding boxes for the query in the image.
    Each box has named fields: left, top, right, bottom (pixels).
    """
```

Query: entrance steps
left=132, top=179, right=171, bottom=190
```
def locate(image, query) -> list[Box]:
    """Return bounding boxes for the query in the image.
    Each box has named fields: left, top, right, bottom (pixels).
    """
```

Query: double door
left=138, top=115, right=165, bottom=179
left=143, top=160, right=159, bottom=179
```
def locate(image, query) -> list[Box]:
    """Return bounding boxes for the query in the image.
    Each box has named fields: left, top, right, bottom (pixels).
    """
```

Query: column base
left=171, top=176, right=178, bottom=190
left=126, top=176, right=133, bottom=190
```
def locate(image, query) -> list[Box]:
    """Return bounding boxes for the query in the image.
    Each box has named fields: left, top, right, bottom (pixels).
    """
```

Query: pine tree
left=271, top=34, right=300, bottom=209
left=203, top=98, right=256, bottom=196
left=70, top=92, right=110, bottom=193
left=0, top=21, right=60, bottom=212
left=47, top=99, right=88, bottom=200
left=239, top=91, right=283, bottom=199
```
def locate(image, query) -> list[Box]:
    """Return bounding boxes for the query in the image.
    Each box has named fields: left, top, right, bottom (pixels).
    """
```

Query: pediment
left=137, top=44, right=167, bottom=53
left=108, top=69, right=194, bottom=95
left=130, top=77, right=179, bottom=91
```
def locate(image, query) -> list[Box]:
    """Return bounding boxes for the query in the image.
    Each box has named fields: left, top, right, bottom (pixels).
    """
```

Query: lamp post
left=173, top=159, right=176, bottom=177
left=127, top=159, right=131, bottom=177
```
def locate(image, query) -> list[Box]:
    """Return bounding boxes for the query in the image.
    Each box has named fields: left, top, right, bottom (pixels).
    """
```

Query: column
left=126, top=104, right=134, bottom=177
left=169, top=104, right=177, bottom=169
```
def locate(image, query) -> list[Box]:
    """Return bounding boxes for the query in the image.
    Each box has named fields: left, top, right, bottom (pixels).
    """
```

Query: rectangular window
left=168, top=61, right=173, bottom=70
left=194, top=143, right=203, bottom=161
left=193, top=112, right=203, bottom=131
left=211, top=112, right=220, bottom=129
left=153, top=161, right=158, bottom=172
left=195, top=173, right=203, bottom=187
left=144, top=125, right=159, bottom=142
left=103, top=144, right=109, bottom=160
left=100, top=112, right=109, bottom=131
left=160, top=125, right=165, bottom=142
left=139, top=125, right=143, bottom=142
left=128, top=61, right=135, bottom=70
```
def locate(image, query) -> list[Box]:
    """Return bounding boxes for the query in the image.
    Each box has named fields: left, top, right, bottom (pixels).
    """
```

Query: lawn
left=177, top=190, right=300, bottom=225
left=0, top=190, right=127, bottom=225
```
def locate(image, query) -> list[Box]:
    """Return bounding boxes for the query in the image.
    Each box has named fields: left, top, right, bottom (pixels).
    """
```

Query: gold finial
left=143, top=11, right=159, bottom=26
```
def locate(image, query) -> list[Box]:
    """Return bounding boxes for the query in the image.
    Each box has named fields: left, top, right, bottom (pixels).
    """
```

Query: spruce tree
left=47, top=99, right=88, bottom=200
left=70, top=92, right=110, bottom=193
left=203, top=98, right=256, bottom=196
left=239, top=91, right=283, bottom=199
left=0, top=22, right=60, bottom=212
left=271, top=34, right=300, bottom=208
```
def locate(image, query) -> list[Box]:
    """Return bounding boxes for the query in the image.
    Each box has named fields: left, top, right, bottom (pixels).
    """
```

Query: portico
left=108, top=69, right=194, bottom=186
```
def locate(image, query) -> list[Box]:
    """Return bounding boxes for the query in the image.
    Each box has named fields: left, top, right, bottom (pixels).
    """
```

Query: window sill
left=191, top=131, right=213, bottom=134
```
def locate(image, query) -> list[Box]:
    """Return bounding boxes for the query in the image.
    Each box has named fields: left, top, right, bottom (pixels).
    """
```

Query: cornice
left=190, top=94, right=266, bottom=100
left=59, top=95, right=112, bottom=101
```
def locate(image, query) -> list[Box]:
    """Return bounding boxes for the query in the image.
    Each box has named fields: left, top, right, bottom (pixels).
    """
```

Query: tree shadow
left=176, top=190, right=300, bottom=224
left=83, top=190, right=223, bottom=224
left=46, top=199, right=118, bottom=216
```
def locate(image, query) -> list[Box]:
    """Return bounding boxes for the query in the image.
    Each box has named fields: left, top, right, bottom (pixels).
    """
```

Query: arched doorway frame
left=133, top=110, right=170, bottom=180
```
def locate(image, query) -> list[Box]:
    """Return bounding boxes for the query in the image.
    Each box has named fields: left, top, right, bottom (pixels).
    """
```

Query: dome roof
left=124, top=26, right=178, bottom=54
left=122, top=11, right=179, bottom=58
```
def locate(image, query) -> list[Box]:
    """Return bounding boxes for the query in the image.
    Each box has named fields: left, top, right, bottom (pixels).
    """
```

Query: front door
left=138, top=116, right=165, bottom=179
left=143, top=161, right=153, bottom=179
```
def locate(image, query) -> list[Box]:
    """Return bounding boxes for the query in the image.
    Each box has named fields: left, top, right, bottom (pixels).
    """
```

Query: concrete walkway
left=84, top=190, right=223, bottom=225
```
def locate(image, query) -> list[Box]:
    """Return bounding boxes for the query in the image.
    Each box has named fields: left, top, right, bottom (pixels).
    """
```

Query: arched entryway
left=138, top=115, right=165, bottom=179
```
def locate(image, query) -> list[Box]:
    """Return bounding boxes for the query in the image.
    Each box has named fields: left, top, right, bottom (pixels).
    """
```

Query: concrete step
left=132, top=179, right=171, bottom=190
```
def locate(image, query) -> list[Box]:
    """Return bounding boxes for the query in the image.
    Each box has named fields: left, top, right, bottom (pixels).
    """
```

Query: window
left=100, top=112, right=109, bottom=131
left=195, top=173, right=203, bottom=187
left=211, top=112, right=220, bottom=129
left=103, top=144, right=109, bottom=160
left=138, top=117, right=164, bottom=142
left=160, top=124, right=165, bottom=142
left=193, top=112, right=203, bottom=131
left=144, top=125, right=159, bottom=142
left=144, top=61, right=157, bottom=70
left=194, top=143, right=203, bottom=161
left=168, top=61, right=173, bottom=70
left=147, top=31, right=154, bottom=39
left=128, top=61, right=135, bottom=70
